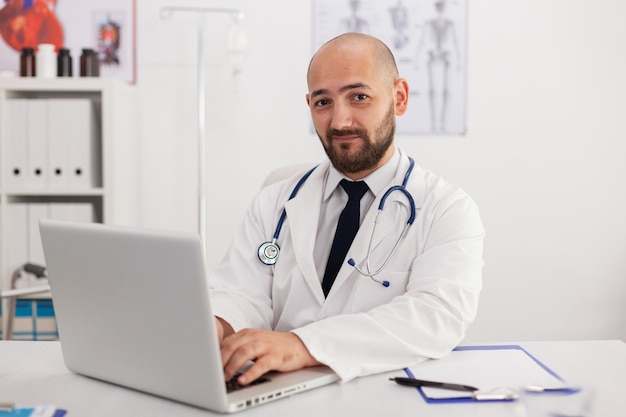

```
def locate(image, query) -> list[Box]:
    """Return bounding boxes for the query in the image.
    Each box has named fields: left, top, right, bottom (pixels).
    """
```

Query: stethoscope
left=257, top=166, right=318, bottom=266
left=258, top=157, right=417, bottom=289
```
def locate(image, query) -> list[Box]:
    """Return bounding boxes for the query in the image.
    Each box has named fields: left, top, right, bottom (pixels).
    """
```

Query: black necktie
left=322, top=179, right=369, bottom=297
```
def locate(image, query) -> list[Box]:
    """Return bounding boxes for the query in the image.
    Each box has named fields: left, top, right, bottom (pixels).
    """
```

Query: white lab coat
left=210, top=149, right=485, bottom=382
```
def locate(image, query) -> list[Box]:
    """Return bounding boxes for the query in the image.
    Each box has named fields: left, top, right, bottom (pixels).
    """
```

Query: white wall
left=136, top=0, right=626, bottom=343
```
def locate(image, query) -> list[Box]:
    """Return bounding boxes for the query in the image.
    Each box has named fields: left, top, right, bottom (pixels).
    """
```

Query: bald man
left=211, top=33, right=484, bottom=385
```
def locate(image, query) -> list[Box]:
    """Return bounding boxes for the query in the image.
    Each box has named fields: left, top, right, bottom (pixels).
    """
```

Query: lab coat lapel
left=283, top=166, right=327, bottom=303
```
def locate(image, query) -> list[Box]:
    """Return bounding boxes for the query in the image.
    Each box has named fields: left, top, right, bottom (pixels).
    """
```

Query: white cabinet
left=0, top=78, right=139, bottom=313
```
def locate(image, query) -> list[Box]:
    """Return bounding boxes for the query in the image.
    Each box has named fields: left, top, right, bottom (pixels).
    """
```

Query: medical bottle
left=80, top=49, right=100, bottom=77
left=20, top=48, right=36, bottom=77
left=36, top=44, right=57, bottom=78
left=57, top=48, right=73, bottom=77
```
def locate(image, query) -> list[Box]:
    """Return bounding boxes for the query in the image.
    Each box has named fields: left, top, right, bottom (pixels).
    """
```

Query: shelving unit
left=0, top=78, right=138, bottom=338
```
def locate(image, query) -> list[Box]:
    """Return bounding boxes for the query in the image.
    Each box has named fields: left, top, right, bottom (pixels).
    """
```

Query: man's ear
left=394, top=78, right=409, bottom=116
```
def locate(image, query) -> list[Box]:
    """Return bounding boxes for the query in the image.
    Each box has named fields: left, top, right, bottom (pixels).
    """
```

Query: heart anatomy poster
left=0, top=0, right=135, bottom=83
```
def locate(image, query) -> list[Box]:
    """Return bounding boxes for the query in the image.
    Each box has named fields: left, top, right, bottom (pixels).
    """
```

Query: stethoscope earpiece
left=348, top=258, right=391, bottom=288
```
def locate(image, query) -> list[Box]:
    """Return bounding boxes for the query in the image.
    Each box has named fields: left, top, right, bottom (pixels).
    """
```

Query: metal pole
left=160, top=6, right=244, bottom=252
left=197, top=14, right=207, bottom=251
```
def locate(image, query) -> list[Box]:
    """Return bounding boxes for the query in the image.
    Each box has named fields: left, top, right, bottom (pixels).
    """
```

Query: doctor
left=211, top=33, right=484, bottom=385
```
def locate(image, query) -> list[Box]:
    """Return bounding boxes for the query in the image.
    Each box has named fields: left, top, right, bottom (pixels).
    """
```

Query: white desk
left=0, top=340, right=624, bottom=416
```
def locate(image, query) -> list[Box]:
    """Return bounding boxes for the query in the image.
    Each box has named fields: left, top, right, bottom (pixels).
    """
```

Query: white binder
left=6, top=99, right=28, bottom=188
left=49, top=202, right=95, bottom=223
left=47, top=99, right=97, bottom=188
left=16, top=202, right=96, bottom=289
left=26, top=99, right=49, bottom=188
left=69, top=99, right=98, bottom=188
left=27, top=203, right=49, bottom=267
left=6, top=203, right=29, bottom=288
left=47, top=100, right=71, bottom=187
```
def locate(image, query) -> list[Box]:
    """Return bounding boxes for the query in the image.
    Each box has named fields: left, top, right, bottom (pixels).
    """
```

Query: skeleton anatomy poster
left=313, top=0, right=467, bottom=135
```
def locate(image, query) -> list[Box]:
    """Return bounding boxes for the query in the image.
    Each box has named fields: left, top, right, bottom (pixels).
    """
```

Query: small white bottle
left=36, top=44, right=57, bottom=78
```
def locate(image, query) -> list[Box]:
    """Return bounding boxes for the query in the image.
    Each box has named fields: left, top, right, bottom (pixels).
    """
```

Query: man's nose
left=330, top=102, right=354, bottom=130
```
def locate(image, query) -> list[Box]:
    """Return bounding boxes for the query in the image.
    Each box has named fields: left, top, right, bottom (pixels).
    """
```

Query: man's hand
left=220, top=328, right=321, bottom=385
left=215, top=317, right=234, bottom=342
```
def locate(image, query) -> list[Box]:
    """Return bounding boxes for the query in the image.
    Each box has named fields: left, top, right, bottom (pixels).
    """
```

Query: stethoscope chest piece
left=258, top=241, right=280, bottom=265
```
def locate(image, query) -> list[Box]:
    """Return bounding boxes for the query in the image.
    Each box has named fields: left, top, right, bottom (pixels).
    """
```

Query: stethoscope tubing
left=272, top=166, right=318, bottom=240
left=348, top=157, right=416, bottom=280
left=257, top=165, right=318, bottom=265
left=259, top=157, right=417, bottom=288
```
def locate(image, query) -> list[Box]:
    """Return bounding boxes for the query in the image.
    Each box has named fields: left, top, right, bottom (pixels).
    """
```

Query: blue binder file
left=403, top=345, right=568, bottom=403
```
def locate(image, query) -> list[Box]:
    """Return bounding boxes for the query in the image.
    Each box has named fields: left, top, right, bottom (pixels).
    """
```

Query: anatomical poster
left=313, top=0, right=467, bottom=135
left=0, top=0, right=136, bottom=83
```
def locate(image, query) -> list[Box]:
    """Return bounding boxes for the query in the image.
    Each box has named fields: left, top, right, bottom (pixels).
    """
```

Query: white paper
left=406, top=346, right=568, bottom=400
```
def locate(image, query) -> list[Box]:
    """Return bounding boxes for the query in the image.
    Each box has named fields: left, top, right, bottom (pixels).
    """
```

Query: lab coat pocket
left=350, top=269, right=410, bottom=312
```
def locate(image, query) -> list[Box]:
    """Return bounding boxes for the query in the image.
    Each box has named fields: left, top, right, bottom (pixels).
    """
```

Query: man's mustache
left=328, top=128, right=367, bottom=138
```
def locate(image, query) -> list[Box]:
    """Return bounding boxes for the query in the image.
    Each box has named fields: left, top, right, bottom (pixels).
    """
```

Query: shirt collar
left=323, top=147, right=401, bottom=201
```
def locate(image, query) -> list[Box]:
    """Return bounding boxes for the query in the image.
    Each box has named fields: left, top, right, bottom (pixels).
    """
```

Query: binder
left=34, top=299, right=58, bottom=341
left=3, top=202, right=95, bottom=291
left=6, top=99, right=28, bottom=188
left=5, top=203, right=29, bottom=289
left=402, top=345, right=568, bottom=403
left=47, top=100, right=71, bottom=187
left=26, top=99, right=49, bottom=188
left=7, top=98, right=98, bottom=189
left=68, top=99, right=98, bottom=188
left=47, top=99, right=97, bottom=188
left=12, top=299, right=35, bottom=340
left=49, top=202, right=95, bottom=223
left=27, top=203, right=49, bottom=267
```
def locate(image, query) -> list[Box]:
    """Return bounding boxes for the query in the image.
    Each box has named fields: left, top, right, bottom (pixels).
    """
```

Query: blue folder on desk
left=404, top=345, right=568, bottom=403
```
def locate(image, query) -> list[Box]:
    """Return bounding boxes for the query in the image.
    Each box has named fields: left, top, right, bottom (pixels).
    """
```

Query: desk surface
left=0, top=340, right=624, bottom=416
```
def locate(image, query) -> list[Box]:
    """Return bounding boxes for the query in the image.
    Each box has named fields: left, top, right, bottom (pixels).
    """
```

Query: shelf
left=0, top=77, right=139, bottom=337
left=1, top=188, right=105, bottom=197
left=0, top=77, right=133, bottom=92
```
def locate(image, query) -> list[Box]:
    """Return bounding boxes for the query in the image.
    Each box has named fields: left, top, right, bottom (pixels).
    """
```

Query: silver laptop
left=39, top=219, right=339, bottom=413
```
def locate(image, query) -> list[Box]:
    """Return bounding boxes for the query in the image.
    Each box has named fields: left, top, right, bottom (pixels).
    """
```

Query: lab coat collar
left=323, top=147, right=401, bottom=201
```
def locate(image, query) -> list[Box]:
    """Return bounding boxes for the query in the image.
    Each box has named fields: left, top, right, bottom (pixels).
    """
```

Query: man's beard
left=319, top=104, right=395, bottom=174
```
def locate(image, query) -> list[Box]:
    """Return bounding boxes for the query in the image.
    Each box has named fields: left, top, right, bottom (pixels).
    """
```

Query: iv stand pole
left=160, top=6, right=244, bottom=252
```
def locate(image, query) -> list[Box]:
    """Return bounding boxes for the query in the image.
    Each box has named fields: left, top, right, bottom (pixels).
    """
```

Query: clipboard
left=403, top=345, right=568, bottom=403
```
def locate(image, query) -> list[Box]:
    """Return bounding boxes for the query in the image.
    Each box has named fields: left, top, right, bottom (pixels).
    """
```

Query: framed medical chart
left=0, top=0, right=136, bottom=83
left=312, top=0, right=467, bottom=135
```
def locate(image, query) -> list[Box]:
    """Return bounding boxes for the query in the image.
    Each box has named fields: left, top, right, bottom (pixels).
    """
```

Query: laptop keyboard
left=226, top=373, right=271, bottom=393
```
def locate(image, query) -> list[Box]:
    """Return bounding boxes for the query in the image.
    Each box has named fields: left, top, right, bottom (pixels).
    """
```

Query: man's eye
left=315, top=99, right=330, bottom=107
left=354, top=93, right=368, bottom=101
